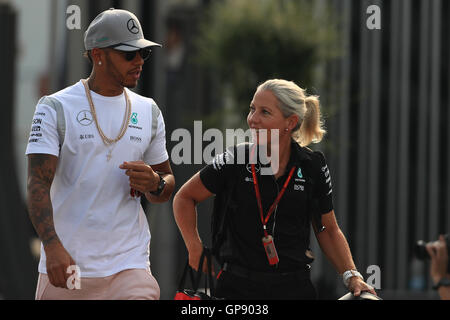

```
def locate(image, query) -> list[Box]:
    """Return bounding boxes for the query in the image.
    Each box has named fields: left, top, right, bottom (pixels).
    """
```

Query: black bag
left=174, top=247, right=218, bottom=300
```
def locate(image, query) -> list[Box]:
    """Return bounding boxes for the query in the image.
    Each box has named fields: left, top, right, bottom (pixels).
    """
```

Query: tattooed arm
left=27, top=154, right=75, bottom=289
left=27, top=154, right=59, bottom=246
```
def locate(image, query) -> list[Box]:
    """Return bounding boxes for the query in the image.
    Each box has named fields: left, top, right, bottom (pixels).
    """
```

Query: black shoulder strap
left=211, top=162, right=239, bottom=263
left=306, top=151, right=326, bottom=233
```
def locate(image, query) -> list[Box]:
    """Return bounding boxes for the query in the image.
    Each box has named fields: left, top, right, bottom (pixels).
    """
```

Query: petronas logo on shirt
left=297, top=168, right=303, bottom=179
left=131, top=112, right=138, bottom=125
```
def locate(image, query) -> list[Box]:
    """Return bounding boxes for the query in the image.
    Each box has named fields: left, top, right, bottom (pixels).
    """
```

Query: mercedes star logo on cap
left=127, top=19, right=139, bottom=34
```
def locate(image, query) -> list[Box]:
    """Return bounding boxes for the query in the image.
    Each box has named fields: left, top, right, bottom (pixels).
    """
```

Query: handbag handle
left=192, top=247, right=215, bottom=296
left=177, top=247, right=216, bottom=296
left=177, top=259, right=196, bottom=291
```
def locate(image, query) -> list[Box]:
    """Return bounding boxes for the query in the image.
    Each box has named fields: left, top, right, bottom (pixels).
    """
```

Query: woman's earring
left=285, top=128, right=289, bottom=132
left=98, top=61, right=102, bottom=66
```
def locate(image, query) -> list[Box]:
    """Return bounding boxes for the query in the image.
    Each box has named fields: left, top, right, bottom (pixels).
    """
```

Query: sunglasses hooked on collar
left=108, top=43, right=151, bottom=61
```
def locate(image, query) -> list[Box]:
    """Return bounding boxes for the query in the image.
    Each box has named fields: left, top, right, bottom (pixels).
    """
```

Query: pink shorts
left=35, top=268, right=160, bottom=300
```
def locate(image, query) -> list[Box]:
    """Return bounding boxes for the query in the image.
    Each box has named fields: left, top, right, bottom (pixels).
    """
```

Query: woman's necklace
left=81, top=79, right=131, bottom=161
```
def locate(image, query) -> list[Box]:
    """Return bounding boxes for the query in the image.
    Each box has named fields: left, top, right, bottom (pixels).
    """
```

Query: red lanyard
left=250, top=148, right=295, bottom=237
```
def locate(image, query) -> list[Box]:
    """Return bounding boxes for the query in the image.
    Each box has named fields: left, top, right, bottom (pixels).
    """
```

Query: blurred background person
left=426, top=235, right=450, bottom=300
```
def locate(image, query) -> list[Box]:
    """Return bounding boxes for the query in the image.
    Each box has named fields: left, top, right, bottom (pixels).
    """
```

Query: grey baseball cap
left=84, top=8, right=161, bottom=51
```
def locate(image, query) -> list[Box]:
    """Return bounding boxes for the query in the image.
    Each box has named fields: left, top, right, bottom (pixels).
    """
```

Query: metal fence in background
left=0, top=2, right=38, bottom=299
left=320, top=0, right=449, bottom=297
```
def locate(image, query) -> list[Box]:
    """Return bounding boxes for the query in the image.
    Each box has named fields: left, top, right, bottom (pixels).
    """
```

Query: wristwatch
left=432, top=277, right=450, bottom=290
left=149, top=174, right=166, bottom=196
left=342, top=269, right=364, bottom=288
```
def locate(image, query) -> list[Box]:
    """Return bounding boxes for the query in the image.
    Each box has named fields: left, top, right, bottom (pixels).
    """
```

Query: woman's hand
left=348, top=277, right=377, bottom=296
left=188, top=242, right=215, bottom=275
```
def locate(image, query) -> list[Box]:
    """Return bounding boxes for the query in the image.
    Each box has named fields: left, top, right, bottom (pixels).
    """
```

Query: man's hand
left=120, top=161, right=160, bottom=194
left=44, top=241, right=76, bottom=289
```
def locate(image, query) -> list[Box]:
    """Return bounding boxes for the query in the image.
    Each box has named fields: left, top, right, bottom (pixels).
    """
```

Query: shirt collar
left=256, top=140, right=312, bottom=171
left=288, top=139, right=312, bottom=166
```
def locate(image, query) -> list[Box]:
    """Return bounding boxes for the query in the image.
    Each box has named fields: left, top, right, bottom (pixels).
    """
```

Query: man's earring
left=98, top=61, right=102, bottom=66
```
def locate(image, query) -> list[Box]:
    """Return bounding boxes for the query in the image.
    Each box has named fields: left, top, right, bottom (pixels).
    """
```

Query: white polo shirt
left=26, top=80, right=169, bottom=277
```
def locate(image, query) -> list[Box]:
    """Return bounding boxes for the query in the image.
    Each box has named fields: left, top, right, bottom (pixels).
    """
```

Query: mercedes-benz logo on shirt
left=246, top=163, right=260, bottom=173
left=127, top=19, right=139, bottom=34
left=76, top=110, right=93, bottom=126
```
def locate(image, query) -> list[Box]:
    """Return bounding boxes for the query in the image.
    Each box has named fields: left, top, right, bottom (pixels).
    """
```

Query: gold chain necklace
left=81, top=79, right=131, bottom=161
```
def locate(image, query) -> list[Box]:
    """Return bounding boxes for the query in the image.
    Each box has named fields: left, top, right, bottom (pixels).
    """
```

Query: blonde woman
left=173, top=79, right=376, bottom=299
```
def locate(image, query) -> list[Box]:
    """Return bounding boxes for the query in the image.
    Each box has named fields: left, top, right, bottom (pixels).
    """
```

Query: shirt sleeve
left=25, top=102, right=60, bottom=157
left=143, top=105, right=169, bottom=165
left=312, top=151, right=334, bottom=214
left=199, top=147, right=235, bottom=195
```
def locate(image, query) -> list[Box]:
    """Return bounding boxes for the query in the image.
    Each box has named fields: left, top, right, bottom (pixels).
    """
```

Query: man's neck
left=87, top=70, right=123, bottom=97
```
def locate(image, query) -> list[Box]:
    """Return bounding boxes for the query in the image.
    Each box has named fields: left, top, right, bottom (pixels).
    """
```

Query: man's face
left=102, top=48, right=145, bottom=88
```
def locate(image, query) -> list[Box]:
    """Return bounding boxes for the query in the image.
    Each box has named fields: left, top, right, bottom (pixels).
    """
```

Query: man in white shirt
left=26, top=8, right=175, bottom=300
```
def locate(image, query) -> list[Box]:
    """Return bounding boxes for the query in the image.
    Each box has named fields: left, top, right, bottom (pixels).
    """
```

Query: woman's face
left=247, top=89, right=297, bottom=145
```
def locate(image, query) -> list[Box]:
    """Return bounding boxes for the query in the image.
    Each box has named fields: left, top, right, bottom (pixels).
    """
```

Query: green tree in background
left=196, top=0, right=340, bottom=129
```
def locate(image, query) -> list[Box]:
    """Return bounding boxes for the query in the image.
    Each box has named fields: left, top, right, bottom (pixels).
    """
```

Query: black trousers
left=215, top=265, right=317, bottom=300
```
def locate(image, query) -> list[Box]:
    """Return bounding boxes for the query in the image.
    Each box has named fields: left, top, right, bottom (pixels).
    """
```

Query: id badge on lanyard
left=250, top=147, right=296, bottom=266
left=262, top=234, right=279, bottom=265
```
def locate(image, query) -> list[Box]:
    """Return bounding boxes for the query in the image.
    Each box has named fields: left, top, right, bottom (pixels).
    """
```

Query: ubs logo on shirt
left=76, top=110, right=93, bottom=126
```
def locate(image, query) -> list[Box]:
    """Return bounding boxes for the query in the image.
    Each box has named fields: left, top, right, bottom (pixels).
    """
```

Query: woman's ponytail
left=297, top=95, right=326, bottom=146
left=256, top=79, right=326, bottom=146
